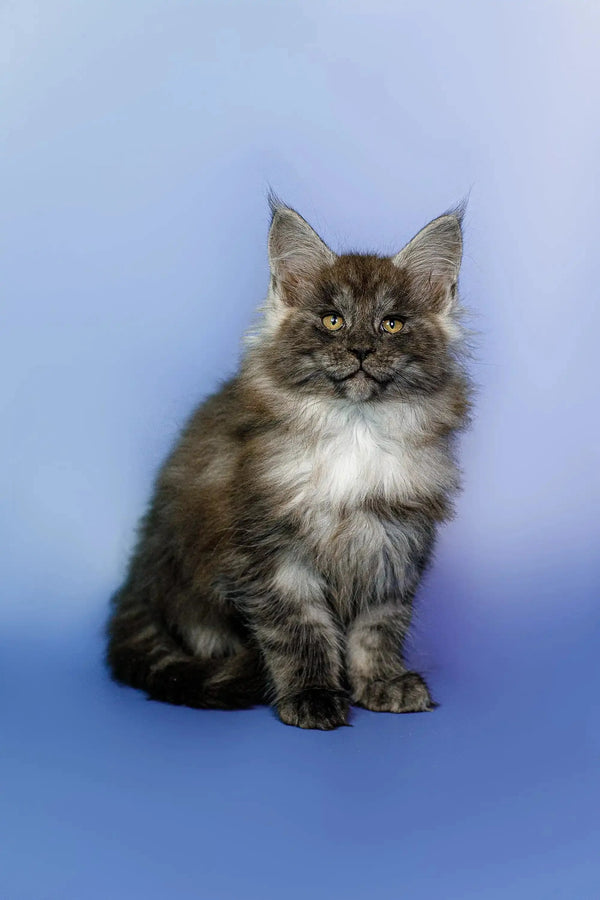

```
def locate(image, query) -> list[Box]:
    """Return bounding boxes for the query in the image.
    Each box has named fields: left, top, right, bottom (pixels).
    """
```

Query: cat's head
left=252, top=198, right=465, bottom=403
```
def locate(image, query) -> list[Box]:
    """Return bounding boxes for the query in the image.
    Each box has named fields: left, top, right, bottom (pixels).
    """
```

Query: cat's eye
left=381, top=317, right=404, bottom=334
left=322, top=314, right=345, bottom=331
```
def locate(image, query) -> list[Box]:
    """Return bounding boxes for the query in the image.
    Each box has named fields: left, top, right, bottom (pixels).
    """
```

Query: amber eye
left=322, top=314, right=345, bottom=331
left=381, top=317, right=404, bottom=334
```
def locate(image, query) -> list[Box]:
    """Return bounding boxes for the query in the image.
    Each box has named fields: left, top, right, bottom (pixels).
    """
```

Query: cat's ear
left=392, top=211, right=463, bottom=312
left=268, top=199, right=336, bottom=295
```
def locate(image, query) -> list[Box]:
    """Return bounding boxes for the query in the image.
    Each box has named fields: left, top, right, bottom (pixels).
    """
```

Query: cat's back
left=158, top=377, right=247, bottom=497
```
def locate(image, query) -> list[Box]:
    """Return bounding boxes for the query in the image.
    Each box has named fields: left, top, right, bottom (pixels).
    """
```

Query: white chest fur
left=266, top=398, right=453, bottom=514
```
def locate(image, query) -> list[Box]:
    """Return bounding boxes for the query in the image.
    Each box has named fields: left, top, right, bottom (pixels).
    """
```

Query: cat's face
left=257, top=202, right=464, bottom=402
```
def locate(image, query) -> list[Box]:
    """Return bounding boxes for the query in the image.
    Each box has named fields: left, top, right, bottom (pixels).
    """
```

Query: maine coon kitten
left=107, top=198, right=471, bottom=730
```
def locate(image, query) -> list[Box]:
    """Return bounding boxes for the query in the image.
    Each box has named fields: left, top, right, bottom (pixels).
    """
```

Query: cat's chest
left=268, top=409, right=441, bottom=514
left=299, top=422, right=401, bottom=506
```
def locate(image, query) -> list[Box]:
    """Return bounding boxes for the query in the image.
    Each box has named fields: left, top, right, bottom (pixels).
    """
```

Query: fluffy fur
left=107, top=199, right=472, bottom=729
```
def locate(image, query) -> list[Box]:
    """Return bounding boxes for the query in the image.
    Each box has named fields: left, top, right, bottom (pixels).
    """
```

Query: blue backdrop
left=2, top=1, right=599, bottom=897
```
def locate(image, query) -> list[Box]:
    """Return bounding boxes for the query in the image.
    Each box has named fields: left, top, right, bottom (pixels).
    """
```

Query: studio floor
left=3, top=577, right=598, bottom=900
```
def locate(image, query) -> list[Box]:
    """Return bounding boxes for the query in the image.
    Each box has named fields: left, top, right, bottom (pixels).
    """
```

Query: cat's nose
left=349, top=347, right=374, bottom=363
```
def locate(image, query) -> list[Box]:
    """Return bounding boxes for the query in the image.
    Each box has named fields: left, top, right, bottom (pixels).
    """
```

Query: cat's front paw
left=353, top=672, right=436, bottom=713
left=277, top=687, right=350, bottom=730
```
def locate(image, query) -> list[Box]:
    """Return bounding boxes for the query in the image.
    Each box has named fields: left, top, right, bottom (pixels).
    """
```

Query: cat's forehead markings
left=325, top=279, right=402, bottom=321
left=327, top=255, right=407, bottom=302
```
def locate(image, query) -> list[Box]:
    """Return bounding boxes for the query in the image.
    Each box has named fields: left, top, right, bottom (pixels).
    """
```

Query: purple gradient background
left=2, top=1, right=599, bottom=897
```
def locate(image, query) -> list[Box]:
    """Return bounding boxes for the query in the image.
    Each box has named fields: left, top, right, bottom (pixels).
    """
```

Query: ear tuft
left=267, top=188, right=285, bottom=220
left=268, top=200, right=335, bottom=285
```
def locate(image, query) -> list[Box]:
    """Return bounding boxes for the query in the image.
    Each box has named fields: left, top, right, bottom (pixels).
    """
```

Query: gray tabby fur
left=107, top=199, right=472, bottom=729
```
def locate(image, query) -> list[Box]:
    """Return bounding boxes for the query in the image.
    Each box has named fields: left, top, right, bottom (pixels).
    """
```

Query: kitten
left=107, top=197, right=471, bottom=730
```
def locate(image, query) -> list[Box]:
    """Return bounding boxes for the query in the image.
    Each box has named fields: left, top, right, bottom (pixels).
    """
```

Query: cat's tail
left=106, top=592, right=267, bottom=710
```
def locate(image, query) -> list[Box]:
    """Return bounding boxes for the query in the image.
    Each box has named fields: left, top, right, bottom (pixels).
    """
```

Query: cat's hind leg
left=107, top=589, right=267, bottom=710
